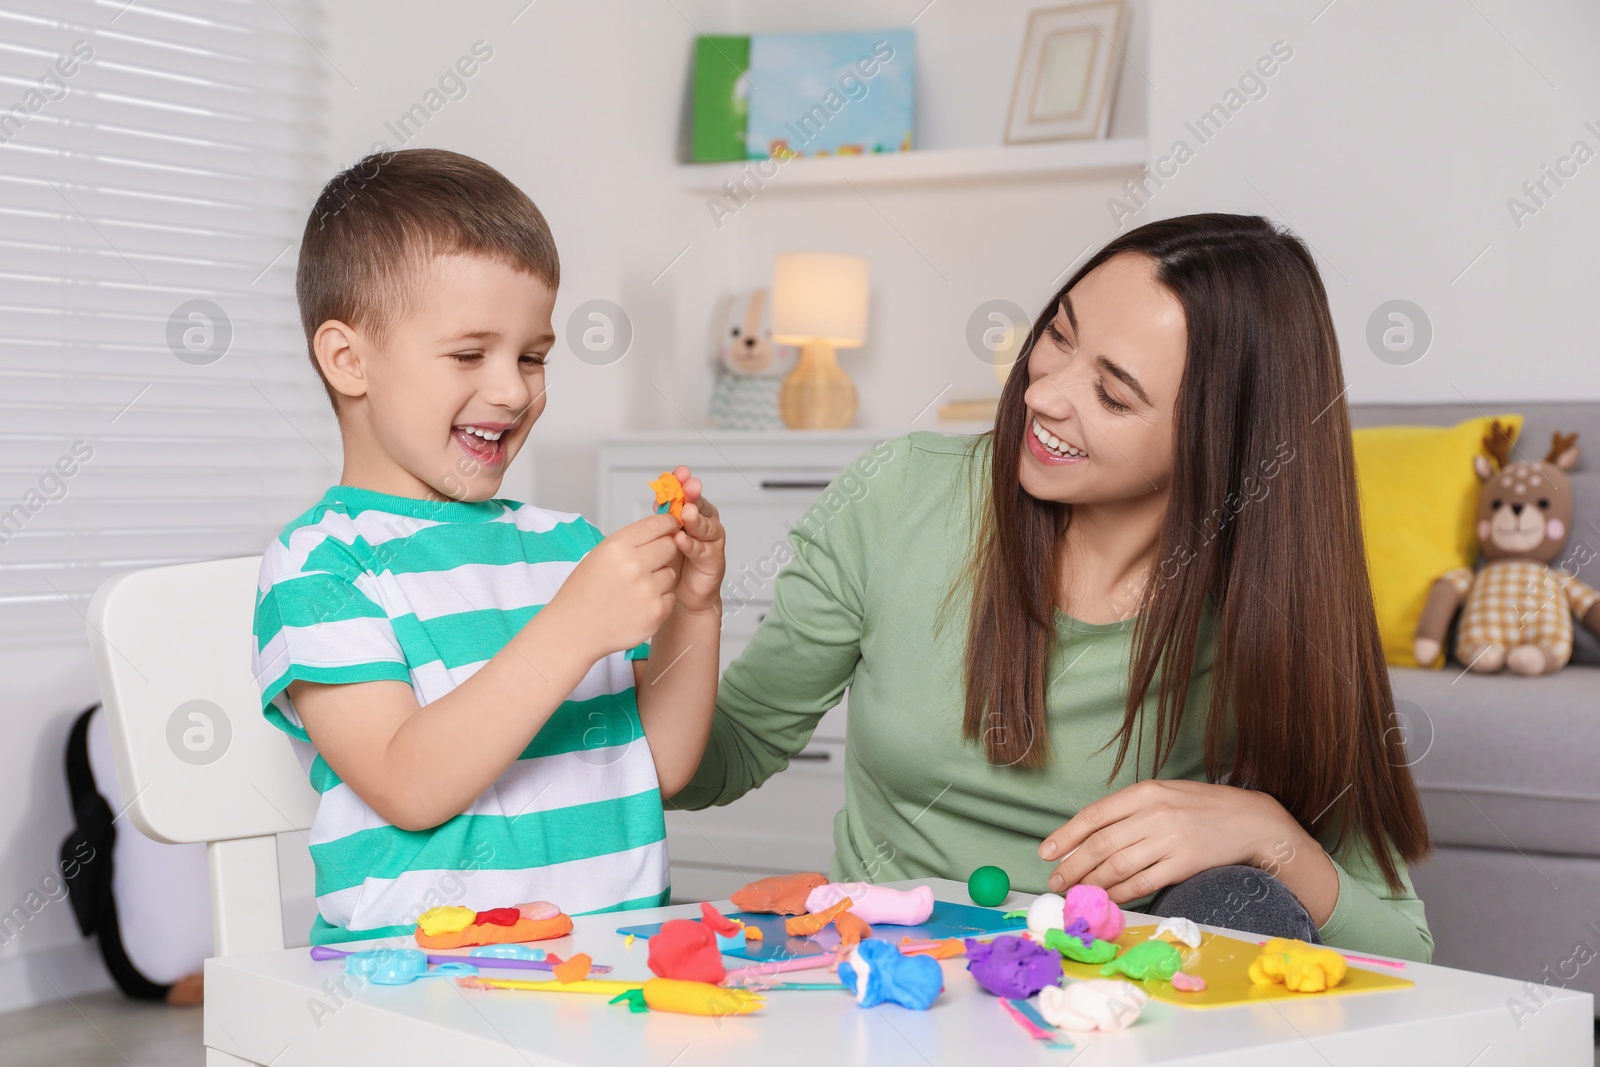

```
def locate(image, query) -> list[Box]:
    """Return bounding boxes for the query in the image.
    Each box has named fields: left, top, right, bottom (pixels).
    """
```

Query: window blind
left=0, top=0, right=336, bottom=644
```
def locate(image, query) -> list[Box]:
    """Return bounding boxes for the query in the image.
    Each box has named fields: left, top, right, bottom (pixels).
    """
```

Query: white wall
left=317, top=0, right=735, bottom=517
left=314, top=0, right=1152, bottom=519
left=1144, top=0, right=1600, bottom=402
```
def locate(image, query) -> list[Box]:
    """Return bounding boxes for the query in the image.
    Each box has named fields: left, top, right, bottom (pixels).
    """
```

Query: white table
left=204, top=878, right=1594, bottom=1066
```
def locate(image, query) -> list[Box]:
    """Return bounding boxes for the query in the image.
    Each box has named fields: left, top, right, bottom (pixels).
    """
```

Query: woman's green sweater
left=673, top=431, right=1432, bottom=962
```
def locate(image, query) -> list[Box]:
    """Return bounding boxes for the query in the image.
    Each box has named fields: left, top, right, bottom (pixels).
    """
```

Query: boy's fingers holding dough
left=619, top=513, right=682, bottom=545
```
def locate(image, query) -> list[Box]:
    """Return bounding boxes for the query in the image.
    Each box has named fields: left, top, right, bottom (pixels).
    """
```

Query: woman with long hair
left=673, top=213, right=1433, bottom=959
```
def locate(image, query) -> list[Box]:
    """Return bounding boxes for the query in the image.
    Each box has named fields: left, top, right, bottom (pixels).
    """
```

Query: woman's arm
left=1037, top=779, right=1433, bottom=961
left=1315, top=834, right=1434, bottom=962
left=671, top=439, right=906, bottom=810
left=1230, top=794, right=1435, bottom=962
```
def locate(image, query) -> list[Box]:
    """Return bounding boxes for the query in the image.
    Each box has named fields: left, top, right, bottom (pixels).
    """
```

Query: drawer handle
left=760, top=479, right=833, bottom=490
left=792, top=750, right=832, bottom=762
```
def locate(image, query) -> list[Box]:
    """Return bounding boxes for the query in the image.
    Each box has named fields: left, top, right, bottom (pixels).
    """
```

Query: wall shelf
left=679, top=137, right=1148, bottom=192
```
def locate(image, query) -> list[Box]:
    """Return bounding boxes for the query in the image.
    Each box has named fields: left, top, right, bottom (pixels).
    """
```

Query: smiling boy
left=251, top=149, right=725, bottom=944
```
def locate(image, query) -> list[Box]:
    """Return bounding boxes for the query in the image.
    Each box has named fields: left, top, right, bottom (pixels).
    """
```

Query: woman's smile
left=1026, top=415, right=1089, bottom=465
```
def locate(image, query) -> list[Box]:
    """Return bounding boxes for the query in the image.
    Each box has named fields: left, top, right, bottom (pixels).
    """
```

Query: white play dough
left=1152, top=915, right=1202, bottom=949
left=1025, top=892, right=1067, bottom=939
left=1037, top=980, right=1151, bottom=1032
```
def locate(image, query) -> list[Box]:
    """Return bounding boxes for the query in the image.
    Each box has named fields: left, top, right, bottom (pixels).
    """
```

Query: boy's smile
left=317, top=251, right=557, bottom=502
left=452, top=421, right=512, bottom=468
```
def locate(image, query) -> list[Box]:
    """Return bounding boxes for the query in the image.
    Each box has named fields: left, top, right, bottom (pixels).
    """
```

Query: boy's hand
left=665, top=464, right=725, bottom=616
left=548, top=514, right=681, bottom=661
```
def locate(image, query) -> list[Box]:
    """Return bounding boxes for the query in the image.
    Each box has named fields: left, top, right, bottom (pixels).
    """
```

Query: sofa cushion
left=1352, top=414, right=1523, bottom=668
left=1389, top=665, right=1600, bottom=857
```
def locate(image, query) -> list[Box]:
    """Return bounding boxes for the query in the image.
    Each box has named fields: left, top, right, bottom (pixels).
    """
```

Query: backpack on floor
left=59, top=703, right=208, bottom=1004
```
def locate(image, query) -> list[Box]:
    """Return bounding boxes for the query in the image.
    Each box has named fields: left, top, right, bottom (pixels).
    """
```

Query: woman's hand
left=1037, top=780, right=1312, bottom=903
left=665, top=465, right=725, bottom=616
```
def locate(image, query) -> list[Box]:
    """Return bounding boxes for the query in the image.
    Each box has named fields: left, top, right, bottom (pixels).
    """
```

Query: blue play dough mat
left=615, top=900, right=1026, bottom=962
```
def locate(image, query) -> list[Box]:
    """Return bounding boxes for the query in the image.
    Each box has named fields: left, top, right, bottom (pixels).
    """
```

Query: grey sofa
left=1349, top=402, right=1600, bottom=1017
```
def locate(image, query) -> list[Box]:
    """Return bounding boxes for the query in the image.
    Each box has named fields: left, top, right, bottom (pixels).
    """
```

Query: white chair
left=86, top=555, right=316, bottom=965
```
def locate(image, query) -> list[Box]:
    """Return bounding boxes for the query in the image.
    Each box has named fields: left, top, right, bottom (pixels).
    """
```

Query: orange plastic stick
left=785, top=896, right=853, bottom=937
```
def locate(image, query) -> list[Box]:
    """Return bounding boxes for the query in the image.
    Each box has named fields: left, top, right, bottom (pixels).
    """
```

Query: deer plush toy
left=1414, top=424, right=1600, bottom=674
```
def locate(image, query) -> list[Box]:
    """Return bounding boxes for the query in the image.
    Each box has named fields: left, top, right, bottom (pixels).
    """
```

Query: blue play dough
left=838, top=940, right=943, bottom=1011
left=469, top=944, right=546, bottom=961
left=617, top=900, right=1026, bottom=963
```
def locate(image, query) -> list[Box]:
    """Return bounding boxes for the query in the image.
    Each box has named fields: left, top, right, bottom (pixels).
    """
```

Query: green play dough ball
left=968, top=865, right=1010, bottom=906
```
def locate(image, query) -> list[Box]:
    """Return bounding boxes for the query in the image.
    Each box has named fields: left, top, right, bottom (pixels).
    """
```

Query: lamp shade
left=771, top=251, right=870, bottom=348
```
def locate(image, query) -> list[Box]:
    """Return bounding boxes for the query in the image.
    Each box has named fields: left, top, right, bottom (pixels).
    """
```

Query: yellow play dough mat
left=1058, top=926, right=1415, bottom=1008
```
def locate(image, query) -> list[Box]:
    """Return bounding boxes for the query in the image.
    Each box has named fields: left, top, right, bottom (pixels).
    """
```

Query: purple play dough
left=1062, top=918, right=1093, bottom=944
left=963, top=935, right=1062, bottom=999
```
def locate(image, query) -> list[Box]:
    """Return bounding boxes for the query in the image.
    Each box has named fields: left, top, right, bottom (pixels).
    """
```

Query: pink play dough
left=1062, top=884, right=1125, bottom=942
left=803, top=883, right=935, bottom=926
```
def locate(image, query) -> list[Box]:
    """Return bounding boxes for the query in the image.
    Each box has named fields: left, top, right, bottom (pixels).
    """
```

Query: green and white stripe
left=252, top=485, right=668, bottom=945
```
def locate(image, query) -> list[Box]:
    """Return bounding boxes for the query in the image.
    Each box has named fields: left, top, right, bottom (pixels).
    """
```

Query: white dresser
left=598, top=430, right=890, bottom=900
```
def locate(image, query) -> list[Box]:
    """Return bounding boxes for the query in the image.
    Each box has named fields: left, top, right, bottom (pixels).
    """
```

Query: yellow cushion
left=1352, top=414, right=1522, bottom=667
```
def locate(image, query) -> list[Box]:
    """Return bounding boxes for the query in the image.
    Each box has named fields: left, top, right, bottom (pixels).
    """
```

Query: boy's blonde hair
left=295, top=148, right=560, bottom=410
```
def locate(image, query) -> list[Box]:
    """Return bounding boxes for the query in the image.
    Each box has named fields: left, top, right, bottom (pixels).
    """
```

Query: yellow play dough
left=1249, top=938, right=1349, bottom=993
left=416, top=906, right=477, bottom=937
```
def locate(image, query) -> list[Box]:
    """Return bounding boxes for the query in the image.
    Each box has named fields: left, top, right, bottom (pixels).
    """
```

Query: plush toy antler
left=1547, top=431, right=1579, bottom=466
left=1482, top=419, right=1515, bottom=472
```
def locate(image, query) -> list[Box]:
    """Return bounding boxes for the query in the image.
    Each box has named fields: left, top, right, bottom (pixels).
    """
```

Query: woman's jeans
left=1145, top=864, right=1323, bottom=942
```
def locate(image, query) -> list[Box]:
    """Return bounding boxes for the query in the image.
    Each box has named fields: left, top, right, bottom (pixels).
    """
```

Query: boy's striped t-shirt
left=251, top=484, right=670, bottom=945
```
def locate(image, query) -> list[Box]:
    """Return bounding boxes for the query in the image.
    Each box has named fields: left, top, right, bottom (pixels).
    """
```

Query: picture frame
left=1004, top=1, right=1127, bottom=143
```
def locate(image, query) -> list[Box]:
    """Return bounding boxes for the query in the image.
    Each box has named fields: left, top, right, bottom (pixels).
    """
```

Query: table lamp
left=771, top=251, right=869, bottom=429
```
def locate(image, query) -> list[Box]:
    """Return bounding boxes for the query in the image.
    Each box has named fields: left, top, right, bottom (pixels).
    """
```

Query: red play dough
left=415, top=913, right=573, bottom=949
left=474, top=908, right=522, bottom=927
left=699, top=901, right=741, bottom=936
left=647, top=917, right=725, bottom=983
left=730, top=872, right=829, bottom=915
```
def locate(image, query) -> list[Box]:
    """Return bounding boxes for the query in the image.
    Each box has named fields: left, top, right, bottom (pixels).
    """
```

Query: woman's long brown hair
left=961, top=213, right=1430, bottom=890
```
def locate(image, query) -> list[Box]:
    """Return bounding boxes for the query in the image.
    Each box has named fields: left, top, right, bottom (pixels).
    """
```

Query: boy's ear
left=313, top=319, right=370, bottom=399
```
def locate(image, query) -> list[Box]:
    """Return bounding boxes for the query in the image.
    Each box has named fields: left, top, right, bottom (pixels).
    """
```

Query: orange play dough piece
left=744, top=927, right=763, bottom=942
left=552, top=952, right=592, bottom=984
left=785, top=896, right=853, bottom=937
left=731, top=872, right=829, bottom=916
left=901, top=937, right=964, bottom=959
left=415, top=912, right=573, bottom=949
left=834, top=911, right=872, bottom=949
left=649, top=472, right=686, bottom=524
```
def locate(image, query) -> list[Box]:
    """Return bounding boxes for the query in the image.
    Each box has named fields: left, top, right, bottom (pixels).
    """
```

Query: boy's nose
left=481, top=372, right=535, bottom=414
